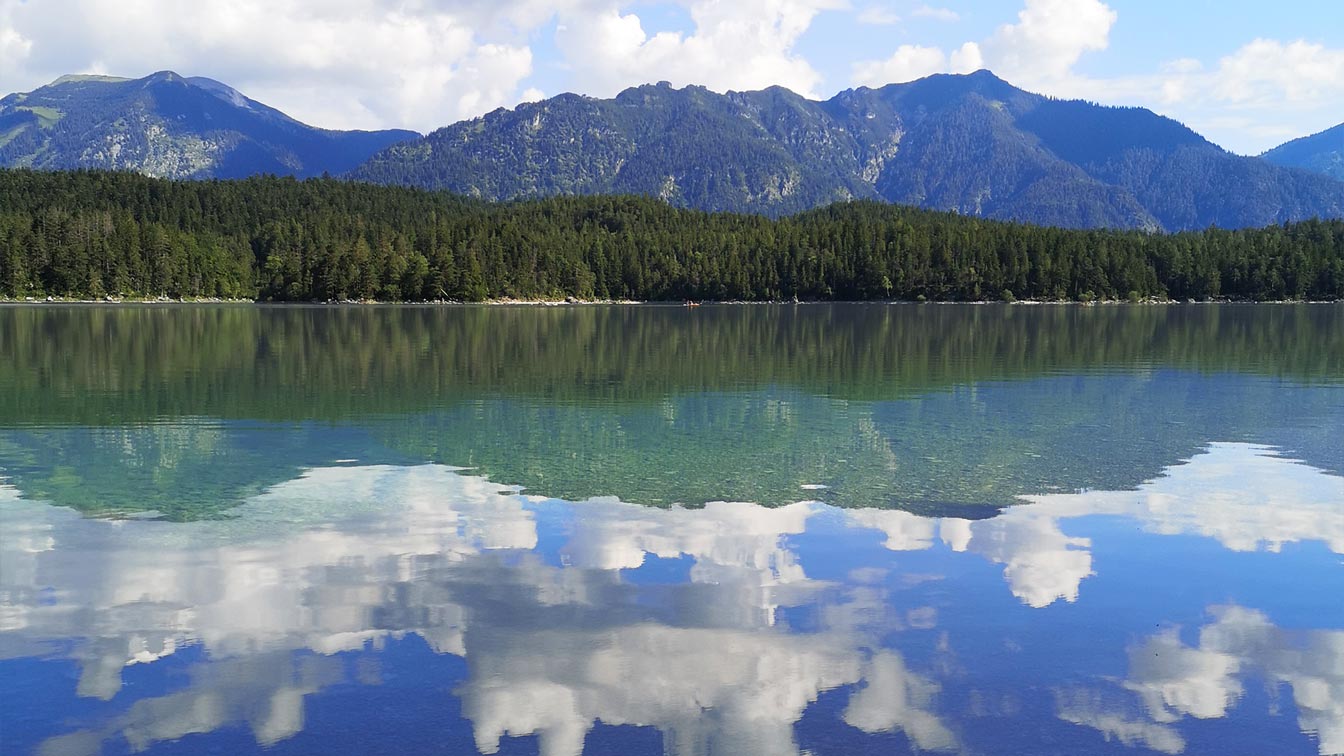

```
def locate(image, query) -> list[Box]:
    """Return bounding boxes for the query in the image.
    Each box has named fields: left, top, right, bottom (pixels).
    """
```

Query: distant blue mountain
left=1263, top=122, right=1344, bottom=182
left=351, top=70, right=1344, bottom=232
left=0, top=71, right=417, bottom=179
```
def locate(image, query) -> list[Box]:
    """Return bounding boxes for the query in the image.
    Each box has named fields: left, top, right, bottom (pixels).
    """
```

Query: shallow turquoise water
left=1, top=303, right=1342, bottom=755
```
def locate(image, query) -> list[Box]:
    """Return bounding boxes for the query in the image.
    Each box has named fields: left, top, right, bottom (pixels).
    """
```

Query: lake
left=1, top=303, right=1342, bottom=756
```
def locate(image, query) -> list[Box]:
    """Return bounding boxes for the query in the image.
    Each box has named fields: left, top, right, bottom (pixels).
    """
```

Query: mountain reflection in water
left=3, top=443, right=1341, bottom=756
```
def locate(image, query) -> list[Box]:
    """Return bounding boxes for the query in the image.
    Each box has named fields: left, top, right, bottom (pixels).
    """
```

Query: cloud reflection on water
left=1, top=443, right=1341, bottom=754
left=1060, top=605, right=1344, bottom=756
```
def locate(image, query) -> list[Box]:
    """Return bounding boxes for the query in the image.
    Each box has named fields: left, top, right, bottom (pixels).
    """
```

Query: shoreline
left=1, top=296, right=1341, bottom=307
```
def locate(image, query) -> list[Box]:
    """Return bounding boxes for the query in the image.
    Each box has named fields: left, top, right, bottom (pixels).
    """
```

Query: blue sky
left=1, top=0, right=1340, bottom=154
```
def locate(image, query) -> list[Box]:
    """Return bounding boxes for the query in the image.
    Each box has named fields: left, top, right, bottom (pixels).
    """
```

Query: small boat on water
left=684, top=301, right=701, bottom=308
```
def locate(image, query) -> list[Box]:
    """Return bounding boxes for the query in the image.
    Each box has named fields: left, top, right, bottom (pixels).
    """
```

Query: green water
left=0, top=303, right=1340, bottom=519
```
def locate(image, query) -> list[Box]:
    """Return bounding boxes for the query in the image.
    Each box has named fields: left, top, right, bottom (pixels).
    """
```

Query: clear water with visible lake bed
left=1, top=303, right=1341, bottom=756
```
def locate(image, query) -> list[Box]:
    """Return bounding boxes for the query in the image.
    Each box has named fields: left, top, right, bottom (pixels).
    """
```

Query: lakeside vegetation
left=2, top=169, right=1343, bottom=302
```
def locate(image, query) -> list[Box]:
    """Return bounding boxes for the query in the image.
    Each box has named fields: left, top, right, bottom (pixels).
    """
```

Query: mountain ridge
left=0, top=71, right=418, bottom=179
left=1263, top=122, right=1344, bottom=182
left=3, top=69, right=1342, bottom=232
left=352, top=70, right=1344, bottom=232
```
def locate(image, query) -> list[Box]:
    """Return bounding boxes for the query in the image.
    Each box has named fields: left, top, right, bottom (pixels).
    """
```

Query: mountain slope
left=352, top=71, right=1344, bottom=231
left=1263, top=123, right=1344, bottom=182
left=0, top=72, right=417, bottom=179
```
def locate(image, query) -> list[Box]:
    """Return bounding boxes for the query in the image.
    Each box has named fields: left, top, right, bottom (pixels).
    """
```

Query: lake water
left=1, top=303, right=1342, bottom=756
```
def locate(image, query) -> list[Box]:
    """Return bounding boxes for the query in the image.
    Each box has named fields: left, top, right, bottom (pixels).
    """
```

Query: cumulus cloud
left=554, top=0, right=844, bottom=99
left=979, top=0, right=1116, bottom=86
left=0, top=23, right=30, bottom=73
left=851, top=42, right=984, bottom=87
left=1042, top=37, right=1344, bottom=152
left=1, top=0, right=851, bottom=128
left=852, top=0, right=1114, bottom=88
left=0, top=0, right=557, bottom=132
left=1150, top=38, right=1344, bottom=151
left=852, top=44, right=949, bottom=87
left=1209, top=38, right=1344, bottom=106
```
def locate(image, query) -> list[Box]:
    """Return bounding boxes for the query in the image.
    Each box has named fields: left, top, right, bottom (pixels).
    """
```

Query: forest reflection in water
left=1, top=304, right=1342, bottom=518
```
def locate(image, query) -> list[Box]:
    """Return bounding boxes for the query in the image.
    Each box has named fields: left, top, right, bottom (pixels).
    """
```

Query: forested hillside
left=1, top=170, right=1341, bottom=302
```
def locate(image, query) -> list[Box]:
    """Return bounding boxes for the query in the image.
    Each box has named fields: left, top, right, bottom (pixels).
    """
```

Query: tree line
left=1, top=169, right=1341, bottom=302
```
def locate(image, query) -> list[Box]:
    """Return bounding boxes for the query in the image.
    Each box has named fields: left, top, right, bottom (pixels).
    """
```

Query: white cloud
left=0, top=24, right=30, bottom=73
left=1055, top=35, right=1344, bottom=153
left=950, top=41, right=984, bottom=72
left=1208, top=39, right=1344, bottom=106
left=912, top=4, right=959, bottom=22
left=857, top=5, right=901, bottom=25
left=1162, top=58, right=1203, bottom=75
left=555, top=0, right=844, bottom=99
left=852, top=41, right=984, bottom=87
left=1151, top=38, right=1344, bottom=151
left=979, top=0, right=1116, bottom=86
left=851, top=0, right=1116, bottom=89
left=0, top=0, right=561, bottom=132
left=6, top=0, right=849, bottom=123
left=852, top=44, right=949, bottom=87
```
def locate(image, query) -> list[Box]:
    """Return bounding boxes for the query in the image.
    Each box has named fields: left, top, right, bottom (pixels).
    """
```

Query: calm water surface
left=1, top=304, right=1342, bottom=756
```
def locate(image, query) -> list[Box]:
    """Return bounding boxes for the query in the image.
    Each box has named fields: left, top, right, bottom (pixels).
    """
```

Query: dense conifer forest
left=1, top=169, right=1341, bottom=302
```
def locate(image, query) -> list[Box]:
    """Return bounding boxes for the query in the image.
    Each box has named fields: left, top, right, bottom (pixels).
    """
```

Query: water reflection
left=5, top=367, right=1342, bottom=521
left=3, top=443, right=1341, bottom=755
left=3, top=305, right=1342, bottom=520
left=849, top=443, right=1343, bottom=608
left=1061, top=606, right=1344, bottom=756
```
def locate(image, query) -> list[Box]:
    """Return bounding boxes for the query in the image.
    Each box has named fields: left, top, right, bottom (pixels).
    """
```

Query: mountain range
left=0, top=72, right=416, bottom=179
left=2, top=69, right=1343, bottom=232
